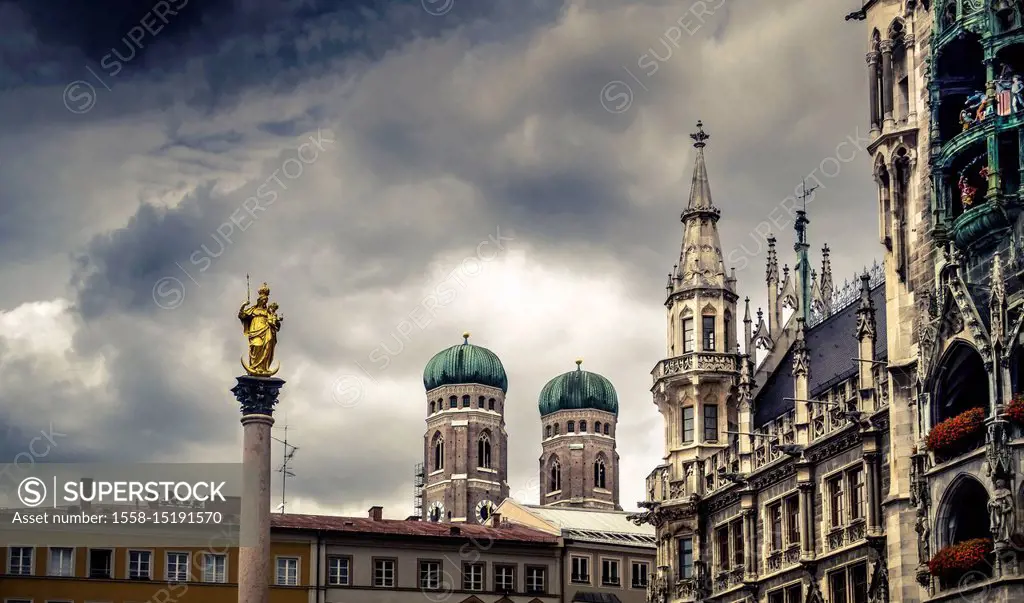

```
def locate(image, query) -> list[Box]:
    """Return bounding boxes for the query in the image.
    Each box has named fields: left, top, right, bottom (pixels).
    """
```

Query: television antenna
left=272, top=422, right=298, bottom=514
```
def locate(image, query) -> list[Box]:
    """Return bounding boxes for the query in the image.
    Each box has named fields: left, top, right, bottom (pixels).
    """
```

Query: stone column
left=232, top=375, right=285, bottom=603
left=863, top=432, right=883, bottom=538
left=797, top=466, right=814, bottom=561
left=867, top=51, right=881, bottom=135
left=880, top=40, right=895, bottom=129
left=741, top=502, right=756, bottom=581
left=904, top=35, right=917, bottom=122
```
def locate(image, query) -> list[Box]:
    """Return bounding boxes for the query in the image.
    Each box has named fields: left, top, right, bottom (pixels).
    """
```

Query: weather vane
left=238, top=279, right=284, bottom=376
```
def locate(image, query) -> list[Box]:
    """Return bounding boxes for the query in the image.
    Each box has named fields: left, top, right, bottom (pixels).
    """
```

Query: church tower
left=648, top=120, right=741, bottom=582
left=537, top=360, right=620, bottom=510
left=421, top=333, right=510, bottom=523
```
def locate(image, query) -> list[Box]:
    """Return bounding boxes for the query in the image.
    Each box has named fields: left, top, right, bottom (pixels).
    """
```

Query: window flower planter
left=926, top=408, right=986, bottom=455
left=928, top=538, right=992, bottom=581
left=1004, top=394, right=1024, bottom=425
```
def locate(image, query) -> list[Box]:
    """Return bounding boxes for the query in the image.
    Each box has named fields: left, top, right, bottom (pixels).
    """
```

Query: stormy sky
left=0, top=0, right=878, bottom=517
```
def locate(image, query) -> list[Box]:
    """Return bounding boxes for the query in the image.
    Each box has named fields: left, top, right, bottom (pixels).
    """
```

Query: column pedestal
left=232, top=375, right=285, bottom=603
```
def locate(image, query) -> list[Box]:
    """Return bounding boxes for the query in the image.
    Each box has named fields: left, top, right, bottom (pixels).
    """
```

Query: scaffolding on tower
left=413, top=462, right=425, bottom=518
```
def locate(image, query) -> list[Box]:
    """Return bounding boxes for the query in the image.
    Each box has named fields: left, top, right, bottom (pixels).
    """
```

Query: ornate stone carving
left=915, top=506, right=931, bottom=565
left=232, top=375, right=285, bottom=417
left=805, top=574, right=825, bottom=603
left=868, top=547, right=890, bottom=603
left=856, top=272, right=877, bottom=339
left=792, top=319, right=810, bottom=378
left=985, top=419, right=1013, bottom=478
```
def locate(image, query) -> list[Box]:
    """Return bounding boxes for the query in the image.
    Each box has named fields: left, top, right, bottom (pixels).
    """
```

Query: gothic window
left=478, top=434, right=492, bottom=469
left=702, top=316, right=716, bottom=351
left=549, top=458, right=562, bottom=492
left=932, top=342, right=988, bottom=425
left=703, top=404, right=719, bottom=442
left=449, top=396, right=457, bottom=409
left=579, top=420, right=587, bottom=433
left=893, top=149, right=911, bottom=282
left=875, top=158, right=892, bottom=248
left=594, top=457, right=607, bottom=489
left=432, top=433, right=444, bottom=471
left=603, top=423, right=610, bottom=436
left=682, top=407, right=695, bottom=443
left=546, top=425, right=552, bottom=438
left=682, top=318, right=695, bottom=353
left=568, top=421, right=576, bottom=433
left=488, top=398, right=495, bottom=410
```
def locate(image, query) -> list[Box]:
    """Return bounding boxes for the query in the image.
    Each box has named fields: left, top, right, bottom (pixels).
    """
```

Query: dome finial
left=575, top=358, right=583, bottom=370
left=462, top=331, right=470, bottom=344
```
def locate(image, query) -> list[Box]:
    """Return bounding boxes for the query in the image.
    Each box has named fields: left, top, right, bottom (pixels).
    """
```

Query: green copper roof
left=538, top=360, right=618, bottom=417
left=423, top=334, right=508, bottom=393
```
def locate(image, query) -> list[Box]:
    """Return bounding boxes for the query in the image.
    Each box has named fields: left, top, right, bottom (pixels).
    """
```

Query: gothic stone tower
left=422, top=333, right=510, bottom=523
left=537, top=360, right=621, bottom=510
left=648, top=121, right=741, bottom=584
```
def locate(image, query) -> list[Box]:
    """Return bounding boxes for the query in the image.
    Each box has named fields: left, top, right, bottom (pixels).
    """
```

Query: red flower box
left=928, top=538, right=992, bottom=579
left=926, top=408, right=986, bottom=454
left=1005, top=394, right=1024, bottom=425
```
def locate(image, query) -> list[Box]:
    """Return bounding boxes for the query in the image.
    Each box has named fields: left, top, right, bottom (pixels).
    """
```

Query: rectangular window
left=128, top=550, right=152, bottom=580
left=495, top=565, right=516, bottom=592
left=678, top=538, right=693, bottom=579
left=48, top=547, right=73, bottom=577
left=785, top=583, right=803, bottom=603
left=463, top=562, right=484, bottom=591
left=601, top=558, right=620, bottom=586
left=9, top=547, right=33, bottom=575
left=830, top=569, right=848, bottom=603
left=328, top=556, right=350, bottom=586
left=703, top=316, right=716, bottom=351
left=716, top=527, right=729, bottom=571
left=374, top=559, right=396, bottom=588
left=851, top=562, right=869, bottom=603
left=276, top=557, right=298, bottom=586
left=631, top=561, right=649, bottom=588
left=768, top=503, right=783, bottom=551
left=768, top=591, right=785, bottom=603
left=849, top=467, right=866, bottom=521
left=829, top=475, right=845, bottom=528
left=526, top=566, right=546, bottom=593
left=88, top=549, right=113, bottom=579
left=203, top=553, right=227, bottom=583
left=420, top=560, right=442, bottom=590
left=704, top=404, right=719, bottom=442
left=682, top=318, right=695, bottom=353
left=165, top=552, right=189, bottom=583
left=571, top=556, right=590, bottom=583
left=731, top=519, right=744, bottom=568
left=724, top=316, right=731, bottom=352
left=828, top=563, right=868, bottom=603
left=785, top=495, right=800, bottom=546
left=682, top=407, right=695, bottom=443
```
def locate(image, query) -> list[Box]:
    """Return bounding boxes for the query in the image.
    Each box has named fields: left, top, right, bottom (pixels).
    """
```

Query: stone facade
left=539, top=408, right=620, bottom=509
left=423, top=383, right=510, bottom=523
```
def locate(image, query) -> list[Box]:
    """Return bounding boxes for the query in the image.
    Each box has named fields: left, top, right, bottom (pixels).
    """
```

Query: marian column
left=232, top=281, right=285, bottom=603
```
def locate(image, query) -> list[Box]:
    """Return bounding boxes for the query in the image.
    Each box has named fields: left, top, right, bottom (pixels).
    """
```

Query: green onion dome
left=423, top=333, right=508, bottom=393
left=538, top=359, right=618, bottom=417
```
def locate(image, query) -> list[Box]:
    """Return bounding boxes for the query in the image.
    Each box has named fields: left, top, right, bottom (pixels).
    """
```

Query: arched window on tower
left=462, top=395, right=470, bottom=408
left=488, top=398, right=495, bottom=410
left=478, top=434, right=492, bottom=469
left=449, top=396, right=457, bottom=409
left=546, top=424, right=552, bottom=438
left=568, top=421, right=576, bottom=433
left=550, top=458, right=562, bottom=492
left=432, top=433, right=444, bottom=471
left=603, top=423, right=610, bottom=436
left=579, top=420, right=587, bottom=433
left=554, top=423, right=560, bottom=435
left=594, top=458, right=607, bottom=489
left=478, top=396, right=485, bottom=408
left=430, top=401, right=435, bottom=413
left=594, top=421, right=602, bottom=434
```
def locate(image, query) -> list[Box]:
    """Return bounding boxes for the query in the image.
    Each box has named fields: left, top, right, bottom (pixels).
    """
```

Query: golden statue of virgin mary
left=238, top=281, right=283, bottom=376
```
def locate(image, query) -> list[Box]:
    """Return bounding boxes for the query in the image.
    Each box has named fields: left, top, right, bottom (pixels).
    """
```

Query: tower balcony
left=652, top=352, right=738, bottom=385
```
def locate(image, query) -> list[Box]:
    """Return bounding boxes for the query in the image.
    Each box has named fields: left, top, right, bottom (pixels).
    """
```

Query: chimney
left=491, top=513, right=501, bottom=526
left=449, top=526, right=461, bottom=535
left=368, top=506, right=383, bottom=521
left=81, top=478, right=94, bottom=511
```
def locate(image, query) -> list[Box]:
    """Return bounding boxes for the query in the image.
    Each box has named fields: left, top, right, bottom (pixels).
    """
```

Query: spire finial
left=575, top=358, right=583, bottom=370
left=690, top=120, right=709, bottom=148
left=462, top=331, right=470, bottom=344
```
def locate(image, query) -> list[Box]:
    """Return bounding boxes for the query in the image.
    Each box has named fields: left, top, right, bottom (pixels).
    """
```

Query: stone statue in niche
left=915, top=505, right=931, bottom=564
left=988, top=478, right=1015, bottom=543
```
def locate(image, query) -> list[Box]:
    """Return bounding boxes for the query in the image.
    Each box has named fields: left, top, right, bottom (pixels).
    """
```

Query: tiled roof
left=270, top=513, right=559, bottom=544
left=754, top=282, right=887, bottom=427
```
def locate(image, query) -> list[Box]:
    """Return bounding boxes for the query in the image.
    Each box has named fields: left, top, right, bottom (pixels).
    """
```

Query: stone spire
left=820, top=244, right=834, bottom=316
left=766, top=235, right=780, bottom=336
left=743, top=297, right=753, bottom=355
left=794, top=185, right=813, bottom=324
left=672, top=121, right=732, bottom=293
left=856, top=272, right=877, bottom=340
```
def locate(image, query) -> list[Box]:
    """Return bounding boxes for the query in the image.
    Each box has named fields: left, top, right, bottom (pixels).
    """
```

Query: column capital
left=866, top=51, right=880, bottom=65
left=879, top=39, right=895, bottom=54
left=903, top=34, right=915, bottom=46
left=232, top=375, right=285, bottom=418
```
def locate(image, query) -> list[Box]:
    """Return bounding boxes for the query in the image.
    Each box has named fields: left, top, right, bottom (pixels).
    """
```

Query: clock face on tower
left=428, top=501, right=445, bottom=522
left=476, top=499, right=495, bottom=523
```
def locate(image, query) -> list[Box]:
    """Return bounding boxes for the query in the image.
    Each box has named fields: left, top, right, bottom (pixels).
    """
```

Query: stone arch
left=548, top=454, right=562, bottom=492
left=934, top=473, right=992, bottom=550
left=931, top=339, right=989, bottom=425
left=432, top=431, right=445, bottom=471
left=477, top=430, right=493, bottom=469
left=593, top=452, right=608, bottom=490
